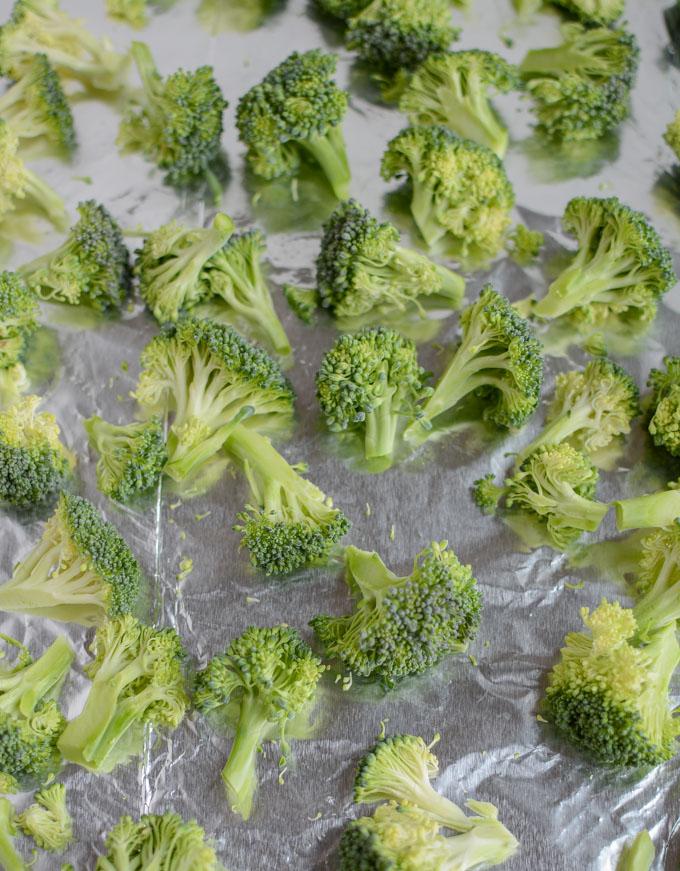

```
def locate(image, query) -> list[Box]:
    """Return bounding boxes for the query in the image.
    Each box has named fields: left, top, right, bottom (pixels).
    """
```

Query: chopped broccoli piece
left=551, top=0, right=623, bottom=25
left=647, top=356, right=680, bottom=457
left=316, top=327, right=432, bottom=461
left=614, top=487, right=680, bottom=532
left=472, top=472, right=505, bottom=515
left=311, top=541, right=481, bottom=687
left=630, top=523, right=680, bottom=641
left=0, top=492, right=142, bottom=625
left=0, top=799, right=25, bottom=871
left=17, top=783, right=72, bottom=853
left=106, top=0, right=176, bottom=28
left=194, top=625, right=325, bottom=820
left=617, top=830, right=655, bottom=871
left=19, top=200, right=132, bottom=313
left=236, top=50, right=350, bottom=199
left=282, top=284, right=317, bottom=324
left=58, top=615, right=188, bottom=773
left=228, top=425, right=350, bottom=575
left=0, top=394, right=74, bottom=508
left=314, top=0, right=370, bottom=18
left=664, top=111, right=680, bottom=161
left=84, top=415, right=167, bottom=504
left=0, top=271, right=39, bottom=372
left=507, top=224, right=544, bottom=266
left=381, top=125, right=515, bottom=261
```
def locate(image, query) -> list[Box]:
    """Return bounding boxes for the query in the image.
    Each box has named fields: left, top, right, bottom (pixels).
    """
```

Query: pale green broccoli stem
left=435, top=75, right=508, bottom=157
left=617, top=830, right=655, bottom=871
left=0, top=636, right=73, bottom=717
left=364, top=383, right=399, bottom=460
left=372, top=247, right=465, bottom=310
left=410, top=179, right=448, bottom=249
left=221, top=694, right=269, bottom=820
left=298, top=125, right=350, bottom=200
left=345, top=545, right=400, bottom=603
left=512, top=478, right=608, bottom=532
left=514, top=402, right=597, bottom=468
left=0, top=85, right=42, bottom=138
left=22, top=167, right=68, bottom=231
left=614, top=490, right=680, bottom=531
left=635, top=626, right=680, bottom=740
left=520, top=43, right=601, bottom=76
left=0, top=799, right=24, bottom=871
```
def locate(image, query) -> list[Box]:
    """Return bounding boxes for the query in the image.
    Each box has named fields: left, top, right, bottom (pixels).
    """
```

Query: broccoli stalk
left=551, top=0, right=624, bottom=25
left=0, top=800, right=25, bottom=871
left=614, top=488, right=680, bottom=532
left=617, top=831, right=655, bottom=871
left=17, top=783, right=73, bottom=853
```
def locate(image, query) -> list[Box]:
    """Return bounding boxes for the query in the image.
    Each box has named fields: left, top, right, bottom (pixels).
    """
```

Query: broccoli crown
left=0, top=394, right=74, bottom=508
left=282, top=284, right=318, bottom=325
left=647, top=356, right=680, bottom=457
left=551, top=0, right=624, bottom=25
left=543, top=600, right=680, bottom=766
left=314, top=0, right=370, bottom=19
left=315, top=199, right=465, bottom=318
left=664, top=110, right=680, bottom=161
left=507, top=224, right=544, bottom=266
left=96, top=812, right=219, bottom=871
left=16, top=782, right=73, bottom=853
left=0, top=271, right=39, bottom=370
left=311, top=541, right=481, bottom=688
left=85, top=415, right=167, bottom=504
left=381, top=125, right=515, bottom=260
left=346, top=0, right=458, bottom=76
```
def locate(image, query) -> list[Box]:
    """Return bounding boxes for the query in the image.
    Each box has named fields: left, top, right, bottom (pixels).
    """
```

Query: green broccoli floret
left=0, top=0, right=129, bottom=92
left=381, top=125, right=515, bottom=261
left=19, top=201, right=132, bottom=313
left=315, top=199, right=465, bottom=319
left=228, top=425, right=351, bottom=575
left=647, top=356, right=680, bottom=457
left=58, top=615, right=188, bottom=773
left=117, top=42, right=227, bottom=193
left=0, top=492, right=142, bottom=625
left=664, top=111, right=680, bottom=161
left=614, top=486, right=680, bottom=532
left=507, top=224, right=544, bottom=266
left=282, top=284, right=318, bottom=325
left=17, top=783, right=72, bottom=853
left=551, top=0, right=624, bottom=25
left=106, top=0, right=176, bottom=28
left=398, top=50, right=520, bottom=158
left=84, top=415, right=167, bottom=504
left=236, top=50, right=350, bottom=199
left=0, top=54, right=74, bottom=154
left=95, top=812, right=219, bottom=870
left=314, top=0, right=370, bottom=18
left=133, top=318, right=294, bottom=485
left=617, top=830, right=655, bottom=871
left=513, top=0, right=543, bottom=15
left=316, top=327, right=432, bottom=462
left=0, top=634, right=73, bottom=794
left=403, top=286, right=543, bottom=444
left=194, top=625, right=325, bottom=820
left=0, top=271, right=38, bottom=372
left=310, top=541, right=481, bottom=688
left=0, top=394, right=74, bottom=508
left=514, top=357, right=639, bottom=468
left=0, top=799, right=25, bottom=871
left=520, top=23, right=639, bottom=142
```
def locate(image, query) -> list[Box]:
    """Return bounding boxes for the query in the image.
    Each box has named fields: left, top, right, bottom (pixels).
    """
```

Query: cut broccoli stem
left=617, top=830, right=655, bottom=871
left=221, top=694, right=268, bottom=820
left=515, top=406, right=599, bottom=468
left=22, top=167, right=68, bottom=231
left=364, top=381, right=398, bottom=460
left=297, top=125, right=350, bottom=200
left=3, top=636, right=73, bottom=718
left=410, top=180, right=448, bottom=249
left=369, top=247, right=464, bottom=310
left=0, top=799, right=24, bottom=871
left=614, top=490, right=680, bottom=532
left=634, top=626, right=680, bottom=735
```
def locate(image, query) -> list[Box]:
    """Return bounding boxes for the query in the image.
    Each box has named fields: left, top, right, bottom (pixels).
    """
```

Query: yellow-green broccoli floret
left=507, top=224, right=544, bottom=266
left=647, top=356, right=680, bottom=457
left=17, top=783, right=72, bottom=853
left=664, top=111, right=680, bottom=161
left=0, top=271, right=38, bottom=372
left=282, top=284, right=318, bottom=325
left=551, top=0, right=624, bottom=25
left=614, top=485, right=680, bottom=533
left=314, top=0, right=370, bottom=18
left=106, top=0, right=176, bottom=28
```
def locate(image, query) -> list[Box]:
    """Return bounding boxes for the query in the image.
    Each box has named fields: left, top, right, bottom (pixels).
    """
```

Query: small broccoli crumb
left=176, top=557, right=193, bottom=583
left=507, top=225, right=544, bottom=266
left=195, top=511, right=211, bottom=521
left=564, top=580, right=585, bottom=590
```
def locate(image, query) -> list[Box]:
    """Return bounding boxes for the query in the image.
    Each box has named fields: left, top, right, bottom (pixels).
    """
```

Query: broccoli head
left=283, top=284, right=318, bottom=325
left=236, top=50, right=350, bottom=199
left=311, top=541, right=481, bottom=688
left=0, top=492, right=142, bottom=625
left=16, top=783, right=72, bottom=853
left=314, top=0, right=370, bottom=18
left=507, top=224, right=544, bottom=266
left=0, top=799, right=24, bottom=871
left=58, top=615, right=188, bottom=773
left=551, top=0, right=624, bottom=25
left=647, top=356, right=680, bottom=457
left=0, top=271, right=38, bottom=372
left=84, top=415, right=167, bottom=504
left=664, top=111, right=680, bottom=161
left=381, top=125, right=515, bottom=261
left=194, top=625, right=325, bottom=820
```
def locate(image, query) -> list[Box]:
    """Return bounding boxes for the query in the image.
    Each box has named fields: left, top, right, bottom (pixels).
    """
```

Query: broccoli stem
left=614, top=490, right=680, bottom=531
left=0, top=806, right=23, bottom=871
left=439, top=82, right=508, bottom=157
left=221, top=695, right=268, bottom=820
left=364, top=386, right=398, bottom=459
left=520, top=45, right=599, bottom=76
left=365, top=247, right=464, bottom=311
left=22, top=168, right=67, bottom=231
left=410, top=180, right=448, bottom=249
left=514, top=402, right=598, bottom=468
left=0, top=636, right=73, bottom=718
left=85, top=685, right=166, bottom=769
left=635, top=625, right=680, bottom=741
left=298, top=125, right=350, bottom=200
left=164, top=405, right=253, bottom=483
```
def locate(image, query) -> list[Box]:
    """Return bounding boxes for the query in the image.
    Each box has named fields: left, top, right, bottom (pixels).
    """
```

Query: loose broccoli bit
left=0, top=634, right=73, bottom=793
left=311, top=541, right=481, bottom=687
left=617, top=830, right=655, bottom=871
left=283, top=284, right=318, bottom=324
left=228, top=425, right=350, bottom=575
left=381, top=126, right=515, bottom=261
left=0, top=492, right=142, bottom=625
left=106, top=0, right=176, bottom=28
left=58, top=615, right=188, bottom=773
left=316, top=199, right=465, bottom=319
left=647, top=356, right=680, bottom=457
left=84, top=415, right=167, bottom=504
left=0, top=0, right=129, bottom=92
left=194, top=625, right=325, bottom=820
left=0, top=271, right=39, bottom=372
left=404, top=286, right=543, bottom=443
left=0, top=394, right=74, bottom=508
left=0, top=799, right=25, bottom=871
left=399, top=50, right=520, bottom=158
left=118, top=42, right=227, bottom=191
left=316, top=327, right=432, bottom=461
left=19, top=201, right=132, bottom=313
left=515, top=357, right=639, bottom=467
left=520, top=23, right=639, bottom=142
left=664, top=111, right=680, bottom=161
left=507, top=224, right=544, bottom=266
left=314, top=0, right=370, bottom=18
left=236, top=50, right=351, bottom=199
left=0, top=54, right=74, bottom=154
left=17, top=783, right=72, bottom=852
left=551, top=0, right=623, bottom=25
left=614, top=486, right=680, bottom=532
left=133, top=318, right=294, bottom=484
left=135, top=213, right=235, bottom=324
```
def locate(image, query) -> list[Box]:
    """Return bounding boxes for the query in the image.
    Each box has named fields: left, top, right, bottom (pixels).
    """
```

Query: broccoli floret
left=0, top=366, right=29, bottom=412
left=314, top=0, right=370, bottom=18
left=0, top=0, right=129, bottom=92
left=617, top=830, right=655, bottom=871
left=236, top=50, right=350, bottom=199
left=551, top=0, right=624, bottom=25
left=311, top=541, right=481, bottom=687
left=0, top=271, right=38, bottom=372
left=84, top=415, right=167, bottom=504
left=194, top=625, right=325, bottom=820
left=228, top=425, right=351, bottom=575
left=647, top=356, right=680, bottom=457
left=282, top=284, right=318, bottom=325
left=381, top=125, right=515, bottom=261
left=404, top=286, right=543, bottom=443
left=0, top=492, right=142, bottom=625
left=520, top=23, right=639, bottom=142
left=664, top=111, right=680, bottom=161
left=95, top=812, right=219, bottom=870
left=515, top=357, right=639, bottom=467
left=398, top=50, right=520, bottom=158
left=106, top=0, right=176, bottom=28
left=0, top=799, right=25, bottom=871
left=0, top=634, right=73, bottom=794
left=118, top=42, right=227, bottom=193
left=133, top=318, right=294, bottom=484
left=0, top=54, right=74, bottom=154
left=17, top=783, right=72, bottom=853
left=507, top=224, right=544, bottom=266
left=58, top=615, right=188, bottom=773
left=316, top=327, right=432, bottom=462
left=0, top=394, right=74, bottom=508
left=19, top=200, right=132, bottom=313
left=614, top=486, right=680, bottom=532
left=627, top=523, right=680, bottom=639
left=315, top=199, right=465, bottom=319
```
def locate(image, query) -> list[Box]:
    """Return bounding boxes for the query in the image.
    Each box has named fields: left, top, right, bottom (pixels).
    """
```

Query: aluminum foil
left=3, top=0, right=680, bottom=867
